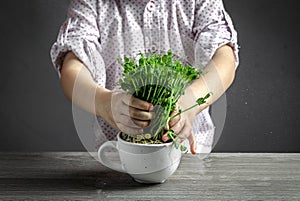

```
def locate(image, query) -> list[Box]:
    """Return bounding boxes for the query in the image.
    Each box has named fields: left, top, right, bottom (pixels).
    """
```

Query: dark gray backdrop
left=0, top=0, right=299, bottom=152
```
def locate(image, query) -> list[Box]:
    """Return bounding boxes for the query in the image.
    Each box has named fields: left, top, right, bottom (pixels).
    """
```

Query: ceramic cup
left=98, top=132, right=182, bottom=183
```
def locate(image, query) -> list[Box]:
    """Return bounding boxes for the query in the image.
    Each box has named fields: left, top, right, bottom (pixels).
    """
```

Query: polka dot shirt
left=50, top=0, right=239, bottom=153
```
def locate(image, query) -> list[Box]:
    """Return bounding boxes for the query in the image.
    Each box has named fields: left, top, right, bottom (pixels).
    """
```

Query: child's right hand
left=99, top=90, right=155, bottom=135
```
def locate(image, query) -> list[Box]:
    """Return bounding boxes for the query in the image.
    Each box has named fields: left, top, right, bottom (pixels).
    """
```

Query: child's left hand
left=162, top=89, right=199, bottom=154
left=163, top=108, right=197, bottom=154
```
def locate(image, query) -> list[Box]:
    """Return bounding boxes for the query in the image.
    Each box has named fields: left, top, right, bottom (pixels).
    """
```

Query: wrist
left=189, top=75, right=212, bottom=114
left=177, top=93, right=198, bottom=119
left=95, top=86, right=112, bottom=119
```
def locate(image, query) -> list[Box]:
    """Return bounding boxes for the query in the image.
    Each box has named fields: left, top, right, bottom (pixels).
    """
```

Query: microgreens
left=118, top=50, right=211, bottom=152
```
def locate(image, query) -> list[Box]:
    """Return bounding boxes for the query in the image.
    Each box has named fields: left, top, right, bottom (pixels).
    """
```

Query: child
left=51, top=0, right=239, bottom=154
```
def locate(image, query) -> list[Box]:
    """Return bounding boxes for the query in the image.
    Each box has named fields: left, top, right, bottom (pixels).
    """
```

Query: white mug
left=98, top=132, right=182, bottom=183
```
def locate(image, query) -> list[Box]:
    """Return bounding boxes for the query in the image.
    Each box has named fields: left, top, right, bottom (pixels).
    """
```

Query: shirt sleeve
left=193, top=0, right=239, bottom=68
left=50, top=0, right=106, bottom=86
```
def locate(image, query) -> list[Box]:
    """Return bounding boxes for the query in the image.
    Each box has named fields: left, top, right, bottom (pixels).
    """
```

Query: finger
left=169, top=106, right=179, bottom=118
left=131, top=118, right=151, bottom=128
left=162, top=132, right=170, bottom=142
left=187, top=132, right=197, bottom=155
left=177, top=126, right=197, bottom=154
left=162, top=120, right=186, bottom=143
left=168, top=113, right=181, bottom=128
left=129, top=106, right=155, bottom=121
left=116, top=114, right=143, bottom=129
left=170, top=117, right=185, bottom=135
left=124, top=96, right=153, bottom=111
left=166, top=105, right=181, bottom=128
left=116, top=104, right=154, bottom=128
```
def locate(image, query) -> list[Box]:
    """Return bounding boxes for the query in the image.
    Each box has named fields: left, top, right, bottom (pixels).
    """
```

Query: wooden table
left=0, top=152, right=299, bottom=201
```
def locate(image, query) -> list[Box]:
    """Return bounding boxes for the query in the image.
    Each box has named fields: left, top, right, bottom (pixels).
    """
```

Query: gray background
left=0, top=0, right=299, bottom=152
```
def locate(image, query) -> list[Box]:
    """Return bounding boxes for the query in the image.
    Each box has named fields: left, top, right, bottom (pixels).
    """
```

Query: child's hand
left=102, top=90, right=155, bottom=135
left=162, top=87, right=199, bottom=154
left=162, top=105, right=197, bottom=154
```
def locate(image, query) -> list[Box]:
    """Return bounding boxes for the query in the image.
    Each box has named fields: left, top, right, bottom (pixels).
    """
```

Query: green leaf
left=204, top=93, right=211, bottom=99
left=118, top=50, right=207, bottom=140
left=196, top=93, right=211, bottom=105
left=174, top=141, right=180, bottom=149
left=180, top=145, right=188, bottom=153
left=168, top=129, right=175, bottom=140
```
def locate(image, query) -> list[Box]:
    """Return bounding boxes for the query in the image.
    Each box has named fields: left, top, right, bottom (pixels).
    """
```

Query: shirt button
left=147, top=1, right=155, bottom=12
left=151, top=45, right=156, bottom=52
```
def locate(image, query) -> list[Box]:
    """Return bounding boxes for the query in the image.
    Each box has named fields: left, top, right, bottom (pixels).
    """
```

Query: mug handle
left=97, top=141, right=124, bottom=173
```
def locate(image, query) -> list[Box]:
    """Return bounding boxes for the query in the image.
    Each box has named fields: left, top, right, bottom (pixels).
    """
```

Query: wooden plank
left=0, top=153, right=299, bottom=200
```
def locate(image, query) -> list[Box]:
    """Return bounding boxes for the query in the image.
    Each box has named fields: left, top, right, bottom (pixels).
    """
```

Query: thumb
left=188, top=132, right=197, bottom=155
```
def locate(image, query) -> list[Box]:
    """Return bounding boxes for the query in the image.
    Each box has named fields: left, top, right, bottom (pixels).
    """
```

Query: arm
left=60, top=52, right=110, bottom=118
left=162, top=0, right=239, bottom=154
left=51, top=0, right=154, bottom=136
left=60, top=51, right=154, bottom=135
left=163, top=44, right=236, bottom=154
left=190, top=44, right=236, bottom=113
